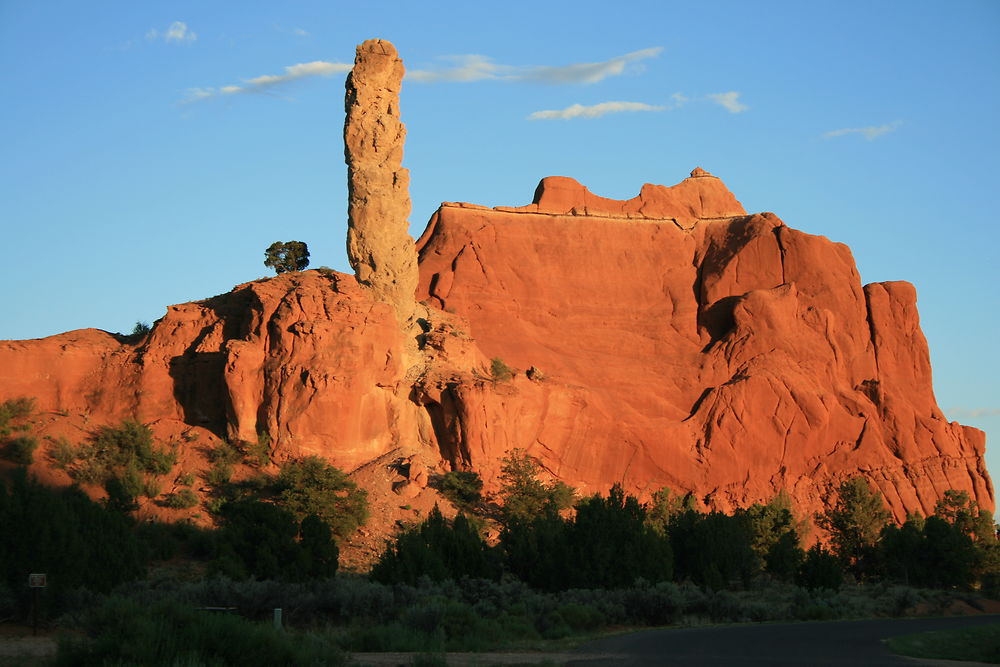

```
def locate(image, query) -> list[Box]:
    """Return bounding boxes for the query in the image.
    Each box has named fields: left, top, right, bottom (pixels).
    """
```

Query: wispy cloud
left=946, top=407, right=1000, bottom=419
left=707, top=91, right=747, bottom=113
left=530, top=101, right=665, bottom=120
left=406, top=55, right=502, bottom=83
left=825, top=122, right=900, bottom=141
left=185, top=60, right=351, bottom=101
left=407, top=47, right=662, bottom=84
left=530, top=93, right=687, bottom=120
left=275, top=25, right=310, bottom=37
left=147, top=21, right=197, bottom=44
left=525, top=47, right=663, bottom=84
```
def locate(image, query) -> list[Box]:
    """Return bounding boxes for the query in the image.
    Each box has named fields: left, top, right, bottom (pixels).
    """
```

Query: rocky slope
left=1, top=169, right=991, bottom=529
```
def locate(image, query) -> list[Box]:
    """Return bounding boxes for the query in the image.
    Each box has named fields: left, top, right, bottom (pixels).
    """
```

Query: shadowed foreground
left=566, top=615, right=1000, bottom=666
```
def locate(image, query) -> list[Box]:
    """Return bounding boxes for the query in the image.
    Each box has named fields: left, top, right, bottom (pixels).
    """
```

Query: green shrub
left=372, top=507, right=499, bottom=585
left=3, top=435, right=39, bottom=464
left=438, top=470, right=483, bottom=510
left=141, top=477, right=161, bottom=499
left=56, top=596, right=342, bottom=666
left=497, top=448, right=574, bottom=525
left=276, top=456, right=368, bottom=540
left=104, top=470, right=142, bottom=514
left=162, top=488, right=200, bottom=509
left=0, top=397, right=34, bottom=435
left=74, top=420, right=177, bottom=485
left=501, top=484, right=671, bottom=591
left=490, top=357, right=514, bottom=382
left=177, top=472, right=196, bottom=486
left=48, top=437, right=77, bottom=469
left=210, top=500, right=337, bottom=580
left=210, top=440, right=245, bottom=465
left=247, top=432, right=272, bottom=467
left=796, top=544, right=843, bottom=590
left=0, top=468, right=146, bottom=615
left=204, top=461, right=234, bottom=487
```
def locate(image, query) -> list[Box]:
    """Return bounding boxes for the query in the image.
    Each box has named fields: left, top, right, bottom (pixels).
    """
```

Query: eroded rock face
left=0, top=168, right=991, bottom=525
left=0, top=271, right=432, bottom=473
left=416, top=173, right=993, bottom=519
left=344, top=38, right=418, bottom=326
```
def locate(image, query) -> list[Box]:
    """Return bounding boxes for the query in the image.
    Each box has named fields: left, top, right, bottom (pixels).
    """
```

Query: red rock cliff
left=415, top=169, right=992, bottom=519
left=0, top=170, right=992, bottom=523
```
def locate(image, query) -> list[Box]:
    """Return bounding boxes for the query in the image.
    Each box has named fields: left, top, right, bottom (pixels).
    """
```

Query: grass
left=887, top=622, right=1000, bottom=663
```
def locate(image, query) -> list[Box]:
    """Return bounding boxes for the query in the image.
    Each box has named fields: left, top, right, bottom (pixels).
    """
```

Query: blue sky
left=2, top=1, right=998, bottom=483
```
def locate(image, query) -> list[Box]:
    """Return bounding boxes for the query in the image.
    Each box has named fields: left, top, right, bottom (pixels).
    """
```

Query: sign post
left=28, top=574, right=46, bottom=635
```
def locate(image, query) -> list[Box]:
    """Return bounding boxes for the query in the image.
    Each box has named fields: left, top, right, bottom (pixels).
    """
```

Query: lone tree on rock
left=264, top=241, right=310, bottom=274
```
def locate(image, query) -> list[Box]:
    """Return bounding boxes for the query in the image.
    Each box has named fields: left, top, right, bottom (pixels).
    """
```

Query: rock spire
left=344, top=38, right=418, bottom=325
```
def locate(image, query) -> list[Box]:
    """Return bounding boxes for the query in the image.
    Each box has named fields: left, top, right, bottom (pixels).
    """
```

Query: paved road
left=567, top=615, right=1000, bottom=666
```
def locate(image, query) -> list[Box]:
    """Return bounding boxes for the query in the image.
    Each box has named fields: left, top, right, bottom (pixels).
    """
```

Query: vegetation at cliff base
left=275, top=455, right=369, bottom=540
left=497, top=448, right=574, bottom=525
left=199, top=451, right=368, bottom=544
left=71, top=420, right=177, bottom=485
left=436, top=469, right=484, bottom=511
left=0, top=397, right=37, bottom=464
left=56, top=596, right=343, bottom=666
left=2, top=431, right=998, bottom=663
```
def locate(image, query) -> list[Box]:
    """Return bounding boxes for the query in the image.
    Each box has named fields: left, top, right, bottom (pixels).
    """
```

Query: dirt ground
left=0, top=623, right=58, bottom=665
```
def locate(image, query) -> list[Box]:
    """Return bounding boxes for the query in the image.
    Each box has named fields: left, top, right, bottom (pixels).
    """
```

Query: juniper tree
left=264, top=241, right=310, bottom=274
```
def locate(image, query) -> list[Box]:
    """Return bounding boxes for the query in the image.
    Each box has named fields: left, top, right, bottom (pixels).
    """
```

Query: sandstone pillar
left=344, top=39, right=418, bottom=326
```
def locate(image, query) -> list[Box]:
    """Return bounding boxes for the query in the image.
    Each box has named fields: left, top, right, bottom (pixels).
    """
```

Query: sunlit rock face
left=344, top=38, right=419, bottom=328
left=415, top=169, right=993, bottom=520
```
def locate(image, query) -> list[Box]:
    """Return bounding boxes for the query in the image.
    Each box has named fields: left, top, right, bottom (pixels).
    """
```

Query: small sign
left=28, top=573, right=46, bottom=588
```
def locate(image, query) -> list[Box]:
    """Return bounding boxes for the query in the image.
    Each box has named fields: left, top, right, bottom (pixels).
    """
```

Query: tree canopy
left=497, top=448, right=574, bottom=525
left=264, top=241, right=310, bottom=274
left=816, top=477, right=891, bottom=578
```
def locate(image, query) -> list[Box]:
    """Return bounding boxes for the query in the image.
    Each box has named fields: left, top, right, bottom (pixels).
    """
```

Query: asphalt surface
left=567, top=615, right=1000, bottom=666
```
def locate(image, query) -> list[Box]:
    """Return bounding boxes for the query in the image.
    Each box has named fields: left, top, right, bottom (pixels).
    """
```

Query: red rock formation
left=344, top=39, right=419, bottom=327
left=495, top=168, right=745, bottom=226
left=416, top=171, right=993, bottom=520
left=0, top=271, right=430, bottom=473
left=0, top=169, right=992, bottom=525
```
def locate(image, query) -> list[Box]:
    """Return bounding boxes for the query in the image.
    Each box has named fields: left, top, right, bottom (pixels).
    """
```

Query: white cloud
left=526, top=47, right=663, bottom=84
left=184, top=88, right=214, bottom=100
left=707, top=91, right=747, bottom=113
left=407, top=47, right=662, bottom=84
left=946, top=407, right=1000, bottom=419
left=185, top=60, right=352, bottom=101
left=407, top=55, right=506, bottom=83
left=166, top=21, right=196, bottom=42
left=825, top=122, right=900, bottom=141
left=147, top=21, right=196, bottom=44
left=530, top=101, right=666, bottom=120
